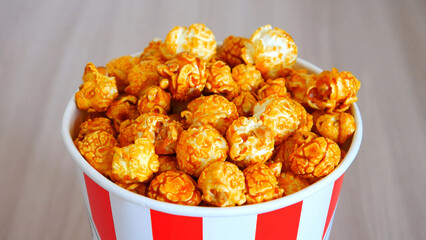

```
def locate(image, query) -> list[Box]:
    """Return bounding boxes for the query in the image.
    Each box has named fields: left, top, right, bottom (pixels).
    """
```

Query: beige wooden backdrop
left=1, top=0, right=425, bottom=239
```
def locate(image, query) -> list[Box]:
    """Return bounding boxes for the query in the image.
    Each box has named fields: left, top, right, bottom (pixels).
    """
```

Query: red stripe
left=255, top=201, right=303, bottom=240
left=84, top=174, right=116, bottom=240
left=150, top=210, right=203, bottom=240
left=322, top=174, right=345, bottom=239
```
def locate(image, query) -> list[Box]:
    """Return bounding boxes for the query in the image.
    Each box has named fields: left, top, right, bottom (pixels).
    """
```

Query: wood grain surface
left=1, top=0, right=425, bottom=239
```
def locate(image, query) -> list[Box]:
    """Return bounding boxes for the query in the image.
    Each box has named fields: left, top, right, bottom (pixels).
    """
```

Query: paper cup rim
left=62, top=57, right=363, bottom=217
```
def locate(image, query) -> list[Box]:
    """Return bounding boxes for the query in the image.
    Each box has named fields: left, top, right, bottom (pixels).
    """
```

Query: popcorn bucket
left=62, top=58, right=362, bottom=240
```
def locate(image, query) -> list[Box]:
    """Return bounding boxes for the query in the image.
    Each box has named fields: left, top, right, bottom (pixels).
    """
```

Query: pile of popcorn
left=74, top=23, right=360, bottom=207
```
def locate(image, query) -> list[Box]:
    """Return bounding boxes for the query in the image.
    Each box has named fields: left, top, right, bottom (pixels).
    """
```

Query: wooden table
left=1, top=0, right=425, bottom=239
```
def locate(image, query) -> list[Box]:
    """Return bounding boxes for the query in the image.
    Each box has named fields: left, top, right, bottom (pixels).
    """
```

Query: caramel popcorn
left=75, top=63, right=118, bottom=112
left=290, top=135, right=341, bottom=179
left=139, top=39, right=167, bottom=63
left=253, top=96, right=312, bottom=145
left=314, top=111, right=356, bottom=144
left=157, top=155, right=179, bottom=174
left=76, top=130, right=118, bottom=177
left=226, top=117, right=274, bottom=168
left=307, top=68, right=360, bottom=112
left=161, top=23, right=216, bottom=61
left=158, top=51, right=207, bottom=102
left=282, top=68, right=312, bottom=106
left=232, top=91, right=258, bottom=117
left=205, top=60, right=240, bottom=100
left=243, top=163, right=284, bottom=204
left=198, top=161, right=246, bottom=207
left=137, top=85, right=172, bottom=115
left=76, top=117, right=116, bottom=142
left=126, top=60, right=161, bottom=96
left=242, top=25, right=298, bottom=79
left=111, top=138, right=159, bottom=184
left=176, top=123, right=228, bottom=178
left=232, top=64, right=264, bottom=93
left=217, top=36, right=249, bottom=68
left=106, top=95, right=139, bottom=131
left=147, top=170, right=201, bottom=206
left=106, top=55, right=140, bottom=91
left=115, top=181, right=148, bottom=196
left=257, top=77, right=290, bottom=100
left=277, top=171, right=310, bottom=195
left=181, top=94, right=238, bottom=135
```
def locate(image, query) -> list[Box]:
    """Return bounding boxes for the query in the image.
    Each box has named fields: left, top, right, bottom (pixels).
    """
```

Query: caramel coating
left=76, top=117, right=116, bottom=141
left=198, top=161, right=246, bottom=207
left=176, top=124, right=228, bottom=177
left=232, top=64, right=264, bottom=93
left=205, top=60, right=240, bottom=100
left=161, top=23, right=216, bottom=62
left=126, top=60, right=161, bottom=96
left=118, top=113, right=183, bottom=155
left=157, top=155, right=179, bottom=174
left=217, top=36, right=249, bottom=68
left=226, top=117, right=274, bottom=168
left=277, top=171, right=310, bottom=195
left=243, top=163, right=284, bottom=204
left=138, top=86, right=172, bottom=115
left=265, top=161, right=282, bottom=177
left=314, top=111, right=356, bottom=144
left=282, top=68, right=312, bottom=106
left=115, top=181, right=148, bottom=196
left=106, top=95, right=139, bottom=132
left=307, top=68, right=360, bottom=112
left=139, top=39, right=167, bottom=63
left=232, top=91, right=258, bottom=117
left=241, top=25, right=298, bottom=79
left=253, top=96, right=313, bottom=145
left=181, top=95, right=239, bottom=135
left=75, top=63, right=118, bottom=112
left=257, top=77, right=290, bottom=100
left=111, top=138, right=159, bottom=184
left=158, top=52, right=207, bottom=102
left=290, top=135, right=341, bottom=179
left=148, top=170, right=201, bottom=206
left=106, top=55, right=140, bottom=91
left=76, top=130, right=118, bottom=177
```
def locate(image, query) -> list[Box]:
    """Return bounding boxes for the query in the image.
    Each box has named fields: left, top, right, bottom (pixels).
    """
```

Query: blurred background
left=1, top=0, right=425, bottom=239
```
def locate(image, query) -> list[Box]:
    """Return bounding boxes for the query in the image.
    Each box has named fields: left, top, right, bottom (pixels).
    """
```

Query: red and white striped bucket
left=62, top=59, right=363, bottom=240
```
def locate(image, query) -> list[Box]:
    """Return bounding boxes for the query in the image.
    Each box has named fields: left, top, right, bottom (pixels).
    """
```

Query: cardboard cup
left=62, top=58, right=362, bottom=240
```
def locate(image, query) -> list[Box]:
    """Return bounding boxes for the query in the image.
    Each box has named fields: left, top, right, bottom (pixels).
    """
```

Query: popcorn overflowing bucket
left=62, top=58, right=362, bottom=240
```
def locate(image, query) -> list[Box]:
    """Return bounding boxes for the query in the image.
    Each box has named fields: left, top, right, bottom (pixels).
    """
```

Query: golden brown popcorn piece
left=198, top=161, right=246, bottom=207
left=76, top=130, right=118, bottom=177
left=115, top=181, right=148, bottom=196
left=253, top=96, right=312, bottom=145
left=241, top=25, right=298, bottom=79
left=158, top=52, right=207, bottom=102
left=139, top=39, right=167, bottom=63
left=232, top=91, right=258, bottom=117
left=205, top=60, right=240, bottom=100
left=111, top=138, right=159, bottom=184
left=137, top=86, right=172, bottom=115
left=307, top=68, right=360, bottom=112
left=147, top=170, right=201, bottom=206
left=126, top=60, right=161, bottom=96
left=257, top=77, right=290, bottom=100
left=106, top=55, right=140, bottom=92
left=314, top=111, right=356, bottom=144
left=76, top=117, right=116, bottom=141
left=161, top=23, right=216, bottom=61
left=181, top=95, right=239, bottom=135
left=277, top=171, right=310, bottom=195
left=157, top=155, right=179, bottom=174
left=282, top=68, right=313, bottom=106
left=106, top=95, right=139, bottom=132
left=75, top=63, right=118, bottom=112
left=176, top=123, right=228, bottom=177
left=154, top=119, right=184, bottom=155
left=290, top=135, right=341, bottom=179
left=243, top=163, right=284, bottom=204
left=232, top=64, right=264, bottom=93
left=265, top=161, right=282, bottom=177
left=226, top=117, right=274, bottom=168
left=217, top=35, right=250, bottom=68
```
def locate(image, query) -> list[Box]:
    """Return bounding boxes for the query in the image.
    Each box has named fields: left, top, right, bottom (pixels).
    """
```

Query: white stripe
left=110, top=193, right=153, bottom=240
left=323, top=201, right=338, bottom=240
left=203, top=215, right=257, bottom=240
left=296, top=183, right=334, bottom=240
